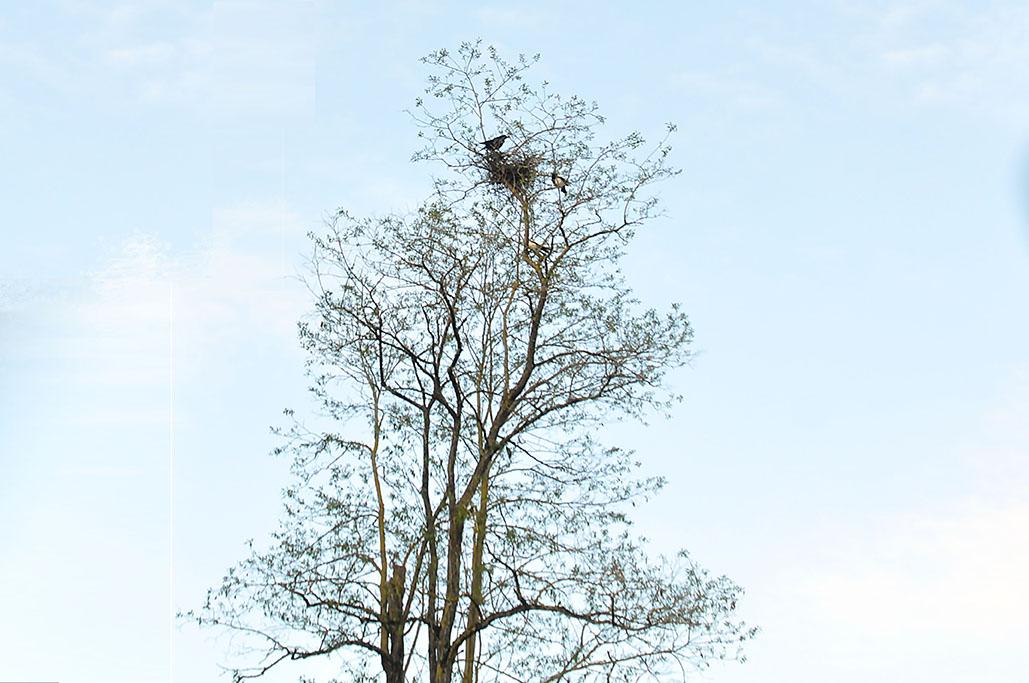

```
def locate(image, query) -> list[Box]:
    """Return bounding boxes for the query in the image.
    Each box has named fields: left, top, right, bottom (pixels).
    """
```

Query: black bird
left=482, top=134, right=508, bottom=151
left=551, top=172, right=569, bottom=194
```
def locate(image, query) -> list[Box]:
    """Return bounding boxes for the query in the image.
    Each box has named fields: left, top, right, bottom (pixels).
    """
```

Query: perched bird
left=527, top=239, right=551, bottom=257
left=482, top=134, right=508, bottom=151
left=551, top=172, right=569, bottom=194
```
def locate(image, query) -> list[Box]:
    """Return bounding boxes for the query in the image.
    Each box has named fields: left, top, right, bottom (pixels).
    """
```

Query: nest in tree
left=479, top=149, right=541, bottom=195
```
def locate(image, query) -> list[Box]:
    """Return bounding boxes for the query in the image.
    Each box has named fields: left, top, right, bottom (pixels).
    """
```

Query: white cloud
left=756, top=496, right=1027, bottom=683
left=0, top=202, right=314, bottom=680
left=747, top=1, right=1029, bottom=126
left=3, top=1, right=316, bottom=119
left=875, top=3, right=1029, bottom=120
left=805, top=500, right=1029, bottom=637
left=786, top=374, right=1029, bottom=678
left=46, top=202, right=309, bottom=416
left=732, top=498, right=1029, bottom=682
left=711, top=371, right=1029, bottom=683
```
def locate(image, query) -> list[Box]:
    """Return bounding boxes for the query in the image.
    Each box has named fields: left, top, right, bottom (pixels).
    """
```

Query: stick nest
left=479, top=149, right=542, bottom=194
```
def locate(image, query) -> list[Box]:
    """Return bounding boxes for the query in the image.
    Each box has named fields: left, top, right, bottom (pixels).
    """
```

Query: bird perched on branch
left=551, top=172, right=569, bottom=194
left=482, top=134, right=508, bottom=151
left=527, top=239, right=551, bottom=257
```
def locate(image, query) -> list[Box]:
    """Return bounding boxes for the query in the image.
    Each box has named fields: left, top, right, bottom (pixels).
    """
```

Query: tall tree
left=189, top=42, right=756, bottom=683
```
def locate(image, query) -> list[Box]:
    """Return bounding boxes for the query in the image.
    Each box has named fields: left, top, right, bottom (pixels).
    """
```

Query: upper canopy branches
left=409, top=41, right=680, bottom=267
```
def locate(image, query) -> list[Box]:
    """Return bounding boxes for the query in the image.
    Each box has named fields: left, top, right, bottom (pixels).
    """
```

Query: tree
left=188, top=42, right=756, bottom=683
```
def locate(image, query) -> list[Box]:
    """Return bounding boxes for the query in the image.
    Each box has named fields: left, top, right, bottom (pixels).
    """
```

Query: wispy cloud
left=2, top=1, right=316, bottom=119
left=743, top=1, right=1029, bottom=125
left=806, top=500, right=1029, bottom=636
left=789, top=372, right=1029, bottom=677
left=870, top=3, right=1029, bottom=120
left=720, top=371, right=1029, bottom=683
left=12, top=201, right=309, bottom=433
left=0, top=202, right=313, bottom=680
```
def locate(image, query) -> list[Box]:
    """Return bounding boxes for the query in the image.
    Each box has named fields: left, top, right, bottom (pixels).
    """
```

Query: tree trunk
left=462, top=469, right=489, bottom=683
left=383, top=563, right=406, bottom=683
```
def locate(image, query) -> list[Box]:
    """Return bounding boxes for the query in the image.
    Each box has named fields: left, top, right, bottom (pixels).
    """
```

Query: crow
left=482, top=134, right=508, bottom=151
left=551, top=172, right=569, bottom=194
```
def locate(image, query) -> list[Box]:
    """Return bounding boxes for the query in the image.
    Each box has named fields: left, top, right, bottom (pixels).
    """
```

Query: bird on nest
left=482, top=134, right=508, bottom=151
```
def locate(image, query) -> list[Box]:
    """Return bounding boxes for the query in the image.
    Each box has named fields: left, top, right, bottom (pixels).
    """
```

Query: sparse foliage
left=188, top=41, right=755, bottom=683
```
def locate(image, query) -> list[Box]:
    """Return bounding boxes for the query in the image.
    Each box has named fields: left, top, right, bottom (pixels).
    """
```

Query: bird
left=527, top=239, right=551, bottom=257
left=551, top=172, right=569, bottom=194
left=482, top=134, right=508, bottom=151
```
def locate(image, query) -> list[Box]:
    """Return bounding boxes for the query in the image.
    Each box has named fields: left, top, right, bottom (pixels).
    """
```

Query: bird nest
left=479, top=150, right=541, bottom=194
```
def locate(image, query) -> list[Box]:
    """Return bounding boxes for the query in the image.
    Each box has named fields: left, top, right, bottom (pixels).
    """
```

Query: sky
left=1, top=1, right=1027, bottom=682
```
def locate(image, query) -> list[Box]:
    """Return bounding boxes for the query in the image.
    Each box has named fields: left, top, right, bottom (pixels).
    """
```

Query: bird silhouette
left=551, top=172, right=569, bottom=194
left=482, top=134, right=508, bottom=151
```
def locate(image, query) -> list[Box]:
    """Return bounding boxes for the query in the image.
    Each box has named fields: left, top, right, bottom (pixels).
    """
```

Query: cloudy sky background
left=1, top=1, right=1028, bottom=681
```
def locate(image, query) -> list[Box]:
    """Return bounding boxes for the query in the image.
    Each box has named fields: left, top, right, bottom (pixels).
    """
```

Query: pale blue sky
left=2, top=2, right=1027, bottom=682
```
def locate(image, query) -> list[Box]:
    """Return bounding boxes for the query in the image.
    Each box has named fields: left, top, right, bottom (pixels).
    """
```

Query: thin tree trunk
left=462, top=469, right=490, bottom=683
